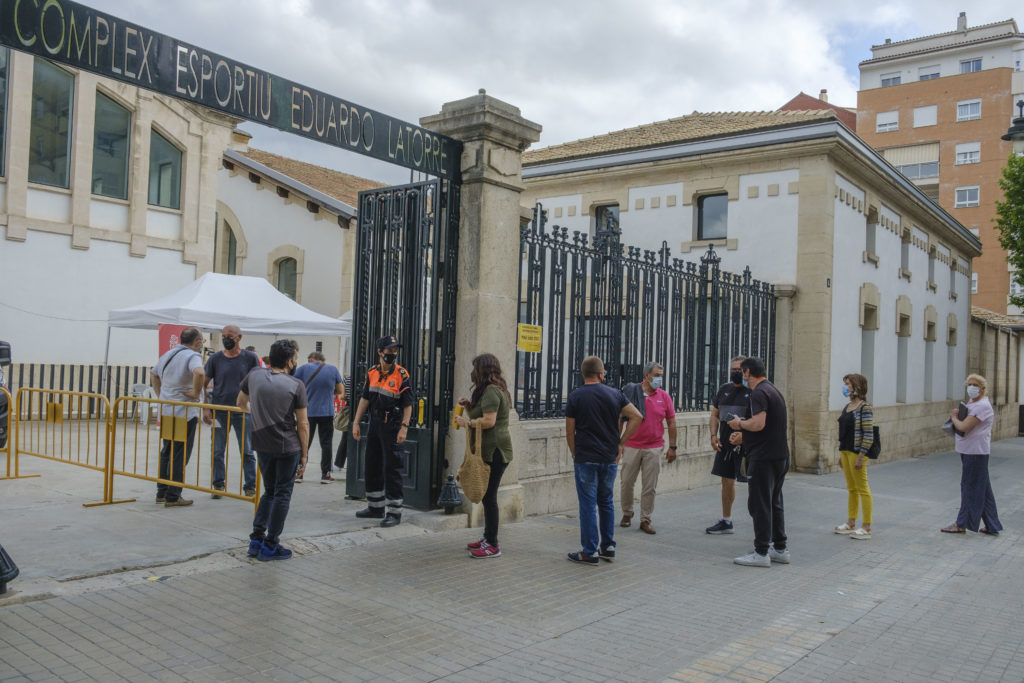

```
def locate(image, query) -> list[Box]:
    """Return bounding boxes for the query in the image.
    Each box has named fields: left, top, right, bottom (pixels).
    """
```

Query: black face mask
left=382, top=352, right=397, bottom=365
left=222, top=337, right=236, bottom=351
left=730, top=370, right=743, bottom=385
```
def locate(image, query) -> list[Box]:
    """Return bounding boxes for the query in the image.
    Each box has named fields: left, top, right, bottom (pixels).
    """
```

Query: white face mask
left=966, top=385, right=981, bottom=400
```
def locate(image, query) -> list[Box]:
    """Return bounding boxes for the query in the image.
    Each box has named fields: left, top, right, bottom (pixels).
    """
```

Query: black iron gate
left=345, top=179, right=460, bottom=509
left=516, top=203, right=776, bottom=418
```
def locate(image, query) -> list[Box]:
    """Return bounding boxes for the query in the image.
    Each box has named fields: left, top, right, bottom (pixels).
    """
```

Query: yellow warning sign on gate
left=517, top=324, right=543, bottom=352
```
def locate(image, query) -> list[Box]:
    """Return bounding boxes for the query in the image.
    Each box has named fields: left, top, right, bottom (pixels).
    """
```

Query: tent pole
left=101, top=326, right=112, bottom=401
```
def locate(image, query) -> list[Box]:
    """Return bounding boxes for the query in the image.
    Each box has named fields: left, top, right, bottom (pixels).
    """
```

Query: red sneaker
left=469, top=542, right=501, bottom=558
left=466, top=537, right=485, bottom=550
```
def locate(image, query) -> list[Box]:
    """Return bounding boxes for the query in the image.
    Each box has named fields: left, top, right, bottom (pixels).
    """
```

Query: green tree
left=995, top=153, right=1024, bottom=308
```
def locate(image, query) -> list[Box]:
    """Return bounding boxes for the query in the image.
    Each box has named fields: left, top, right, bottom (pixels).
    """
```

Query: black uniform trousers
left=364, top=420, right=404, bottom=515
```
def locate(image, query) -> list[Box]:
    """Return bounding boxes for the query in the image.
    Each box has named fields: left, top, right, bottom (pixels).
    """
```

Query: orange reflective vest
left=362, top=363, right=413, bottom=422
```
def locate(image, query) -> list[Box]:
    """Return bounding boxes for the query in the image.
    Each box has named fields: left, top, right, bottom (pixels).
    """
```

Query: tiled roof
left=870, top=19, right=1018, bottom=51
left=778, top=92, right=857, bottom=130
left=523, top=110, right=837, bottom=166
left=236, top=148, right=386, bottom=208
left=972, top=306, right=1024, bottom=329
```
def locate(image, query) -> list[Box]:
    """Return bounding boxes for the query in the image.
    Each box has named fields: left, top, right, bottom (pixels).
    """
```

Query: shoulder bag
left=456, top=425, right=490, bottom=504
left=858, top=404, right=881, bottom=460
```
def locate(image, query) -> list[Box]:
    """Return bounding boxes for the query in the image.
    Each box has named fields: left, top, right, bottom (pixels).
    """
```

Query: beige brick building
left=857, top=13, right=1024, bottom=314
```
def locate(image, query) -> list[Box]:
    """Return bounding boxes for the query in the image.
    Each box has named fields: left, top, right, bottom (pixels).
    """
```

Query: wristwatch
left=668, top=446, right=677, bottom=450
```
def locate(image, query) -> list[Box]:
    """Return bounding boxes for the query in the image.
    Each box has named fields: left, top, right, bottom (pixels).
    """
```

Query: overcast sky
left=87, top=0, right=1023, bottom=183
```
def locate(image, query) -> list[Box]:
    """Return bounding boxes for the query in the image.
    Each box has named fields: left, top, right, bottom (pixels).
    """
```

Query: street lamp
left=1003, top=99, right=1024, bottom=156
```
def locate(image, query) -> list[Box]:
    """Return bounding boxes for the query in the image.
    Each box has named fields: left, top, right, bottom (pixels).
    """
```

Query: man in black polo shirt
left=727, top=357, right=789, bottom=568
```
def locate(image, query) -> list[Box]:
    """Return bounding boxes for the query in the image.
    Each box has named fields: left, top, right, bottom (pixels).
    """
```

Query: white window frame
left=971, top=272, right=978, bottom=295
left=913, top=105, right=937, bottom=127
left=955, top=186, right=980, bottom=208
left=881, top=71, right=901, bottom=87
left=957, top=99, right=981, bottom=121
left=918, top=65, right=940, bottom=80
left=955, top=142, right=981, bottom=165
left=876, top=110, right=899, bottom=133
left=960, top=58, right=982, bottom=74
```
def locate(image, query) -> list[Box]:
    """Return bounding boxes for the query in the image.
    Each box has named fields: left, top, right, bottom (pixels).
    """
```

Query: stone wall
left=516, top=412, right=718, bottom=516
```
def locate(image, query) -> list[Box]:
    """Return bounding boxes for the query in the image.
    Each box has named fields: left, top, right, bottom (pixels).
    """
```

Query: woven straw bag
left=456, top=426, right=490, bottom=504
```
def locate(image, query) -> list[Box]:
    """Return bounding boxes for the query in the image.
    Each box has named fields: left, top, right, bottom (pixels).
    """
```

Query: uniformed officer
left=351, top=335, right=414, bottom=527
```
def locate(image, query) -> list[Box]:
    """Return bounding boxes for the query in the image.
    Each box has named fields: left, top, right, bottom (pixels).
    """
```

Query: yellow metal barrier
left=13, top=389, right=111, bottom=498
left=108, top=396, right=260, bottom=513
left=1, top=386, right=39, bottom=480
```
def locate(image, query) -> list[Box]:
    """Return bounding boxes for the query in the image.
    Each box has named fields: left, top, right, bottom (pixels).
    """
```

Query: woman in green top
left=454, top=353, right=513, bottom=558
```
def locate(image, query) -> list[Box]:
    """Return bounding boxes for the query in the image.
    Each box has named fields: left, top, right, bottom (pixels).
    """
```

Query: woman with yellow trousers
left=834, top=373, right=874, bottom=539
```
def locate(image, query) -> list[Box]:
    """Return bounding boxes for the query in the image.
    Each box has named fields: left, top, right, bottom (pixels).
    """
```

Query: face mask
left=730, top=370, right=743, bottom=385
left=741, top=378, right=749, bottom=388
left=221, top=337, right=236, bottom=351
left=382, top=352, right=397, bottom=365
left=650, top=376, right=663, bottom=390
left=966, top=385, right=980, bottom=399
left=842, top=386, right=850, bottom=398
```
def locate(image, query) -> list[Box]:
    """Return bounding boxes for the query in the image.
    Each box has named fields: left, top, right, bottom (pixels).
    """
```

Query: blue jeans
left=574, top=462, right=618, bottom=556
left=212, top=410, right=256, bottom=490
left=251, top=451, right=301, bottom=546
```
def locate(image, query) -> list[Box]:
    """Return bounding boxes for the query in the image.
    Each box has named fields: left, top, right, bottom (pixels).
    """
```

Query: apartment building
left=857, top=12, right=1024, bottom=314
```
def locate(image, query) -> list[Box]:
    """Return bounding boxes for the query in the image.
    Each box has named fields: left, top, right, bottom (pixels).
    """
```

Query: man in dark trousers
left=237, top=339, right=308, bottom=561
left=565, top=356, right=642, bottom=565
left=203, top=324, right=260, bottom=497
left=151, top=327, right=205, bottom=508
left=294, top=351, right=344, bottom=483
left=706, top=355, right=751, bottom=535
left=351, top=335, right=414, bottom=528
left=727, top=357, right=790, bottom=567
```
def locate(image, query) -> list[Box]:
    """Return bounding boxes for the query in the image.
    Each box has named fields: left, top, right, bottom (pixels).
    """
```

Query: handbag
left=456, top=425, right=490, bottom=504
left=333, top=405, right=351, bottom=432
left=858, top=405, right=881, bottom=460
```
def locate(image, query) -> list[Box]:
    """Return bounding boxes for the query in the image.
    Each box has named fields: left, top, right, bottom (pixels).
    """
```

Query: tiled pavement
left=2, top=440, right=1023, bottom=682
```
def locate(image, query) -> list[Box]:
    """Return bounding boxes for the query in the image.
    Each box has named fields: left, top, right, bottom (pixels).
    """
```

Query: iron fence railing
left=516, top=203, right=776, bottom=419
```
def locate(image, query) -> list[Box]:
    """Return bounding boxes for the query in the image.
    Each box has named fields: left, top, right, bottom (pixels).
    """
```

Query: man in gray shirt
left=237, top=339, right=309, bottom=561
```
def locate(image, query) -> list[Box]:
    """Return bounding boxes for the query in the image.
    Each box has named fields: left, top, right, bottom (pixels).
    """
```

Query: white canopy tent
left=105, top=273, right=351, bottom=387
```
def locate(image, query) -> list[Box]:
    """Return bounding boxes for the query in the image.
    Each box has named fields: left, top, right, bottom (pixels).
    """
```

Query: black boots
left=355, top=507, right=384, bottom=519
left=380, top=513, right=401, bottom=528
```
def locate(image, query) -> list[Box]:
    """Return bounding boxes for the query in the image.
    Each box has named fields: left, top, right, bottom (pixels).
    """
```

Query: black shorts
left=711, top=447, right=747, bottom=483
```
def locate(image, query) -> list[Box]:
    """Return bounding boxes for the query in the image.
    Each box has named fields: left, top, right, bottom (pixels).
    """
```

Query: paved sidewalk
left=2, top=439, right=1023, bottom=682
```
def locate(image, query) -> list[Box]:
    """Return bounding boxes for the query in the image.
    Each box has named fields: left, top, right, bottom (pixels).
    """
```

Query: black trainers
left=706, top=519, right=734, bottom=534
left=567, top=551, right=599, bottom=566
left=380, top=513, right=401, bottom=528
left=355, top=507, right=385, bottom=519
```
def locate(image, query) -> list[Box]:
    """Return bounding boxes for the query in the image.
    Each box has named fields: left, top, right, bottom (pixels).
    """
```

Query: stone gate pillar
left=421, top=90, right=542, bottom=526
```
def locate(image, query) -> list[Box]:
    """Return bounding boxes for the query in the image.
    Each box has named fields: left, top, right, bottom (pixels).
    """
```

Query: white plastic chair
left=129, top=383, right=156, bottom=425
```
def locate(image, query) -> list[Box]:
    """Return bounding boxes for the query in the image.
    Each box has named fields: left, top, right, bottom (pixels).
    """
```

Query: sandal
left=850, top=528, right=871, bottom=539
left=980, top=527, right=1000, bottom=536
left=834, top=523, right=855, bottom=534
left=940, top=524, right=966, bottom=534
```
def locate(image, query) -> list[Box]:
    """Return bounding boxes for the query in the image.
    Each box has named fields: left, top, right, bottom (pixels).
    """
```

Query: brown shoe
left=620, top=515, right=632, bottom=528
left=640, top=520, right=656, bottom=535
left=164, top=497, right=194, bottom=508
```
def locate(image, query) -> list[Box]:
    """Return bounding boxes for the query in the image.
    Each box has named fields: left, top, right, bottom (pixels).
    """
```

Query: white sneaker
left=768, top=547, right=791, bottom=564
left=733, top=551, right=770, bottom=567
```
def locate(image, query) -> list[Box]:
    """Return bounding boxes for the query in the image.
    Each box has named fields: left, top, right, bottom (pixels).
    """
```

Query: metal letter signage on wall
left=0, top=0, right=461, bottom=180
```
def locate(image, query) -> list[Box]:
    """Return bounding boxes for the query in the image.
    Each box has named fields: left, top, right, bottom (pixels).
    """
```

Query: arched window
left=277, top=257, right=297, bottom=300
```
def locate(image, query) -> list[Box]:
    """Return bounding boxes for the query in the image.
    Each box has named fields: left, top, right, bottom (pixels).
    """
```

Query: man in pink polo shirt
left=619, top=362, right=678, bottom=534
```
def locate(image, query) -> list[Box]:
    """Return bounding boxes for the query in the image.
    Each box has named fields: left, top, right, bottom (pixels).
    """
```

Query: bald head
left=221, top=325, right=241, bottom=337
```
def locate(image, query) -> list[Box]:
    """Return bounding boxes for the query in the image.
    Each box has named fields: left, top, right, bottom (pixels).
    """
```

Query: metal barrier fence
left=7, top=363, right=151, bottom=418
left=517, top=203, right=777, bottom=419
left=108, top=396, right=260, bottom=513
left=0, top=386, right=38, bottom=481
left=3, top=389, right=259, bottom=511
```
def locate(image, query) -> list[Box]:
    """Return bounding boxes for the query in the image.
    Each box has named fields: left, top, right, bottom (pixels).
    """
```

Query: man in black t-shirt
left=706, top=355, right=751, bottom=535
left=564, top=356, right=642, bottom=565
left=727, top=357, right=789, bottom=568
